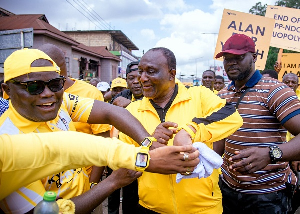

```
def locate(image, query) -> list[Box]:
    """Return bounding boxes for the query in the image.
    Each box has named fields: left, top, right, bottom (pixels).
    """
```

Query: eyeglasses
left=9, top=76, right=66, bottom=95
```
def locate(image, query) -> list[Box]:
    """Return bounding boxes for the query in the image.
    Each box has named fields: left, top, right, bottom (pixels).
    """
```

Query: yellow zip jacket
left=119, top=84, right=243, bottom=214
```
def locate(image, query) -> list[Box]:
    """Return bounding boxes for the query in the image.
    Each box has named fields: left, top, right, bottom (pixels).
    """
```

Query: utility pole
left=190, top=57, right=203, bottom=78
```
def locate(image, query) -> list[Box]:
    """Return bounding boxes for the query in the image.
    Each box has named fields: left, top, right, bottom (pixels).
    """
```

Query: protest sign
left=265, top=5, right=300, bottom=52
left=214, top=9, right=275, bottom=70
left=278, top=53, right=300, bottom=82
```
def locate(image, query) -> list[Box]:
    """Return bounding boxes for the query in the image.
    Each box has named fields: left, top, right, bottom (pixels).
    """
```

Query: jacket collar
left=138, top=83, right=191, bottom=112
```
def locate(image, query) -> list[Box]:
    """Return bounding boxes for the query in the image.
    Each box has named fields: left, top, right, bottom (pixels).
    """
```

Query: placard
left=265, top=5, right=300, bottom=52
left=278, top=53, right=300, bottom=82
left=214, top=9, right=275, bottom=70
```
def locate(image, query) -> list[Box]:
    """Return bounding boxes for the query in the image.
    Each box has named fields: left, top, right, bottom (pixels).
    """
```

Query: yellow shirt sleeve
left=0, top=132, right=141, bottom=200
left=62, top=93, right=94, bottom=123
left=191, top=86, right=243, bottom=144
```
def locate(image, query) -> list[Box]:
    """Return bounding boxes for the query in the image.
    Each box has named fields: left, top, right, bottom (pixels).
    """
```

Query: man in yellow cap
left=110, top=77, right=127, bottom=103
left=0, top=48, right=199, bottom=213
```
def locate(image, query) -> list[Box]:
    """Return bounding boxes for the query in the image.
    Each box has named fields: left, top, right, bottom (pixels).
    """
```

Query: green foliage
left=275, top=0, right=300, bottom=8
left=249, top=2, right=267, bottom=16
left=249, top=0, right=299, bottom=70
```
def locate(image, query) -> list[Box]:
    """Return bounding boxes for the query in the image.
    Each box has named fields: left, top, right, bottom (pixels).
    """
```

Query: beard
left=227, top=62, right=253, bottom=81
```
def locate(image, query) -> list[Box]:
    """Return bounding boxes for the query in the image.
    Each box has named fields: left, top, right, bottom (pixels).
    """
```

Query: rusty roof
left=0, top=14, right=78, bottom=45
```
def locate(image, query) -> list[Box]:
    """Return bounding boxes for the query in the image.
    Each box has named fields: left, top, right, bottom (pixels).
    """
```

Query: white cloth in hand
left=176, top=142, right=223, bottom=183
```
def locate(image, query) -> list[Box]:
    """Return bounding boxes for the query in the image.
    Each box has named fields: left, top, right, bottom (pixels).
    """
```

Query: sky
left=1, top=0, right=277, bottom=78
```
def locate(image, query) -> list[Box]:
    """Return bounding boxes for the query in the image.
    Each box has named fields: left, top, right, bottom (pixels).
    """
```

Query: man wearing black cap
left=108, top=61, right=143, bottom=214
left=112, top=61, right=143, bottom=107
left=216, top=33, right=300, bottom=214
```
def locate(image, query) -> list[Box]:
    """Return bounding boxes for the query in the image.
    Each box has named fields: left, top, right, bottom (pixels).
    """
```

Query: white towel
left=176, top=142, right=223, bottom=183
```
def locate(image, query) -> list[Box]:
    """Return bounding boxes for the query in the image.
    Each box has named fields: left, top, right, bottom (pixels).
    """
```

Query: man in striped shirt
left=216, top=34, right=300, bottom=214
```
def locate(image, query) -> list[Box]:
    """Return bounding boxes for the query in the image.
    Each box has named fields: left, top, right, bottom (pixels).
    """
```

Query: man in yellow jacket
left=119, top=47, right=243, bottom=214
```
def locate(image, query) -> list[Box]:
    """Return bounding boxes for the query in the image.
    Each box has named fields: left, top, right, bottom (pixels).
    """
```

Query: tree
left=276, top=0, right=300, bottom=8
left=249, top=2, right=267, bottom=16
left=249, top=0, right=300, bottom=70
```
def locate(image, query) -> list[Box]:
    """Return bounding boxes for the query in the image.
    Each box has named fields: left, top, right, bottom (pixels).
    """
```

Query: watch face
left=141, top=138, right=151, bottom=147
left=273, top=148, right=282, bottom=158
left=136, top=153, right=148, bottom=167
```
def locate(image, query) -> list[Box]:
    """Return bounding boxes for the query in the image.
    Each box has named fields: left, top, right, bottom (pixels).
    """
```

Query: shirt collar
left=227, top=70, right=262, bottom=90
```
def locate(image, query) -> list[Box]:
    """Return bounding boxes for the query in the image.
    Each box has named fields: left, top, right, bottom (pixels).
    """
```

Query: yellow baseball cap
left=4, top=48, right=60, bottom=82
left=111, top=77, right=127, bottom=89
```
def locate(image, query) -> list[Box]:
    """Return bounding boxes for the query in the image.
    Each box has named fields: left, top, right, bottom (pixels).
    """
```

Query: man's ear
left=252, top=53, right=257, bottom=63
left=2, top=83, right=10, bottom=97
left=169, top=69, right=176, bottom=80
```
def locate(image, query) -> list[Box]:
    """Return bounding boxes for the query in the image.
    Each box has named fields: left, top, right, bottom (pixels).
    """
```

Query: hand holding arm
left=151, top=121, right=178, bottom=148
left=147, top=145, right=199, bottom=174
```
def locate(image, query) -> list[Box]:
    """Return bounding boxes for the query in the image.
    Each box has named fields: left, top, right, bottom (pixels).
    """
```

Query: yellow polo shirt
left=0, top=93, right=94, bottom=214
left=66, top=78, right=110, bottom=134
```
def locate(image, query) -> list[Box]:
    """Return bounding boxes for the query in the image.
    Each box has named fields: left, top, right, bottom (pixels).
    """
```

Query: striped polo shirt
left=218, top=70, right=300, bottom=194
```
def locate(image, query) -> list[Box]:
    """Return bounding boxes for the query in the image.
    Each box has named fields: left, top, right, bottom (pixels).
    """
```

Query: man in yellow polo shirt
left=119, top=47, right=243, bottom=213
left=39, top=44, right=109, bottom=188
left=0, top=48, right=199, bottom=213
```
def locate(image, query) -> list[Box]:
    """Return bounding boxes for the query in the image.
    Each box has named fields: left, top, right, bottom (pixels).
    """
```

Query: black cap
left=126, top=61, right=139, bottom=77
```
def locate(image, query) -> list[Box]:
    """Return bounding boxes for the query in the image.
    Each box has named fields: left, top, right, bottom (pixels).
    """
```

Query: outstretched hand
left=147, top=145, right=199, bottom=174
left=228, top=147, right=271, bottom=173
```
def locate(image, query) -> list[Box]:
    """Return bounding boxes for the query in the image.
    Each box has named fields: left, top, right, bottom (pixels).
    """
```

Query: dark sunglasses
left=9, top=76, right=66, bottom=95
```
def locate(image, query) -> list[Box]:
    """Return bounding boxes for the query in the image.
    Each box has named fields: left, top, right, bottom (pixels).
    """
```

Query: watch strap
left=141, top=137, right=156, bottom=147
left=135, top=146, right=150, bottom=172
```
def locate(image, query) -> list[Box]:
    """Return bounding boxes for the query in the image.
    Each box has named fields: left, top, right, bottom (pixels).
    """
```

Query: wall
left=65, top=32, right=114, bottom=49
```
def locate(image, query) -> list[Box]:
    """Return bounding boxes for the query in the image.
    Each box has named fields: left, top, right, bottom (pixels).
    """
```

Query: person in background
left=110, top=77, right=127, bottom=103
left=119, top=47, right=243, bottom=213
left=112, top=61, right=143, bottom=107
left=281, top=72, right=300, bottom=213
left=108, top=61, right=143, bottom=214
left=261, top=69, right=278, bottom=79
left=89, top=78, right=100, bottom=87
left=202, top=70, right=218, bottom=94
left=214, top=75, right=225, bottom=92
left=216, top=33, right=300, bottom=214
left=97, top=81, right=111, bottom=98
left=0, top=97, right=8, bottom=116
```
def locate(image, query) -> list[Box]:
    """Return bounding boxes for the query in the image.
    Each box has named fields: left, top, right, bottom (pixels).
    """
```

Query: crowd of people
left=0, top=33, right=300, bottom=214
